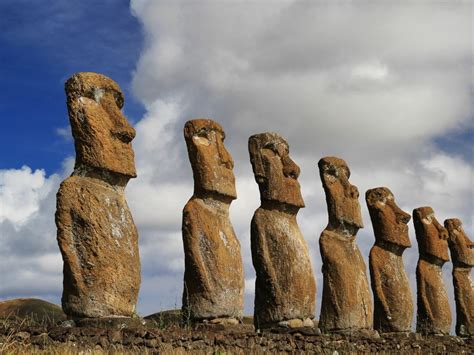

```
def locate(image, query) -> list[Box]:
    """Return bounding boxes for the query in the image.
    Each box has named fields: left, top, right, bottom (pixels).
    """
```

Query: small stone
left=59, top=320, right=75, bottom=328
left=278, top=319, right=303, bottom=328
left=209, top=317, right=239, bottom=325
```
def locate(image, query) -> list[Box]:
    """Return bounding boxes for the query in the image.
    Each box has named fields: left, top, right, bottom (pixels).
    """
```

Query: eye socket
left=113, top=92, right=124, bottom=108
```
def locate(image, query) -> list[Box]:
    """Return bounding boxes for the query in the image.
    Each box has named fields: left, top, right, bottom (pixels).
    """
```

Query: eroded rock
left=413, top=207, right=451, bottom=335
left=248, top=133, right=316, bottom=329
left=182, top=119, right=244, bottom=322
left=56, top=72, right=140, bottom=318
left=318, top=157, right=372, bottom=332
left=366, top=187, right=413, bottom=333
left=445, top=218, right=474, bottom=337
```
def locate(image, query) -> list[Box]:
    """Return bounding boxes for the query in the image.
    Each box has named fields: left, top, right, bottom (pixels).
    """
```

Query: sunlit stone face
left=184, top=119, right=236, bottom=199
left=318, top=156, right=363, bottom=232
left=249, top=132, right=304, bottom=208
left=65, top=72, right=137, bottom=178
left=366, top=187, right=411, bottom=248
left=445, top=218, right=474, bottom=267
left=413, top=206, right=450, bottom=263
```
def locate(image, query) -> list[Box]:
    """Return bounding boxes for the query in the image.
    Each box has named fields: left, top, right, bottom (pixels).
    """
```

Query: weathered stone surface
left=318, top=157, right=372, bottom=332
left=445, top=218, right=474, bottom=337
left=413, top=207, right=451, bottom=335
left=182, top=119, right=244, bottom=322
left=56, top=72, right=140, bottom=318
left=248, top=133, right=316, bottom=329
left=366, top=187, right=413, bottom=333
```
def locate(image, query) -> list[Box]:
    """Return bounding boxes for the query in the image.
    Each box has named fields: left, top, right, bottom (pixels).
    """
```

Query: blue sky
left=0, top=1, right=472, bottom=330
left=0, top=0, right=144, bottom=172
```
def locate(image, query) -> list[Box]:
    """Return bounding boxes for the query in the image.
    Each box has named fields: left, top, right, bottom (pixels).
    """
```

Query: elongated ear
left=248, top=135, right=265, bottom=182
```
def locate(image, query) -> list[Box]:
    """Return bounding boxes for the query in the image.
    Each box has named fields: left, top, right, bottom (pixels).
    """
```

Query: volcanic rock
left=182, top=119, right=244, bottom=322
left=366, top=187, right=413, bottom=333
left=413, top=206, right=451, bottom=335
left=318, top=157, right=372, bottom=332
left=445, top=218, right=474, bottom=336
left=56, top=72, right=140, bottom=318
left=248, top=133, right=316, bottom=329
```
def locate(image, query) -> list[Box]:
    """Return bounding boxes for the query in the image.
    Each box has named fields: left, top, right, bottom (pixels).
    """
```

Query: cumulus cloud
left=1, top=1, right=471, bottom=332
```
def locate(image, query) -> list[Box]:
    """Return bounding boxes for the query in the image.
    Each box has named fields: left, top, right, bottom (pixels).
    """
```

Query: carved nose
left=439, top=229, right=449, bottom=241
left=350, top=185, right=359, bottom=199
left=393, top=205, right=411, bottom=224
left=113, top=125, right=136, bottom=143
left=282, top=156, right=300, bottom=180
left=217, top=140, right=234, bottom=169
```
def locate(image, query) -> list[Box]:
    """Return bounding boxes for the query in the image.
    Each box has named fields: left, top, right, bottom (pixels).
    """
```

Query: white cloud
left=0, top=167, right=58, bottom=225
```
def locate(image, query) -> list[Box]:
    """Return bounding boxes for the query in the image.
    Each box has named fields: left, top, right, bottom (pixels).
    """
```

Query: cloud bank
left=1, top=1, right=472, bottom=331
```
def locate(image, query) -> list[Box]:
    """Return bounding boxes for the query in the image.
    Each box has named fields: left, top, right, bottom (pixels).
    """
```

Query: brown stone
left=366, top=187, right=413, bottom=333
left=248, top=133, right=316, bottom=329
left=182, top=119, right=244, bottom=322
left=56, top=72, right=140, bottom=318
left=445, top=218, right=474, bottom=336
left=318, top=156, right=372, bottom=332
left=413, top=206, right=451, bottom=335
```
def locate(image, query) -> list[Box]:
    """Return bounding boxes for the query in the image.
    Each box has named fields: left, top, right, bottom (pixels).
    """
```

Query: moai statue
left=445, top=218, right=474, bottom=336
left=318, top=157, right=372, bottom=332
left=182, top=119, right=244, bottom=324
left=413, top=207, right=451, bottom=335
left=249, top=133, right=316, bottom=329
left=366, top=187, right=413, bottom=333
left=56, top=72, right=140, bottom=318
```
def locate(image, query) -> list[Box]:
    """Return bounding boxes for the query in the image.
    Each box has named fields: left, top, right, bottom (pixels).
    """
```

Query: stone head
left=318, top=156, right=363, bottom=233
left=248, top=132, right=304, bottom=208
left=366, top=187, right=411, bottom=248
left=444, top=218, right=474, bottom=268
left=184, top=119, right=236, bottom=199
left=413, top=207, right=450, bottom=263
left=65, top=72, right=136, bottom=178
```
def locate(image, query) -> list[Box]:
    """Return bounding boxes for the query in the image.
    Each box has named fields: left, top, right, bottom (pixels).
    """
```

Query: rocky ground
left=1, top=299, right=473, bottom=354
left=1, top=317, right=473, bottom=354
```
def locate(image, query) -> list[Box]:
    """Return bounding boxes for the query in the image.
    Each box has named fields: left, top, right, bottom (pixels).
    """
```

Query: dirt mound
left=0, top=298, right=66, bottom=323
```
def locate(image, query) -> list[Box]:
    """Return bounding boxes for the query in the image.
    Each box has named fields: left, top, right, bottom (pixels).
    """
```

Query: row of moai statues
left=55, top=73, right=473, bottom=336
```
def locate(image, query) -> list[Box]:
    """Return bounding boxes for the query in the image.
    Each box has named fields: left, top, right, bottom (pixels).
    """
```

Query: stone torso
left=452, top=268, right=474, bottom=336
left=319, top=230, right=373, bottom=331
left=416, top=258, right=451, bottom=334
left=369, top=244, right=413, bottom=332
left=251, top=207, right=316, bottom=326
left=56, top=175, right=140, bottom=318
left=182, top=197, right=244, bottom=320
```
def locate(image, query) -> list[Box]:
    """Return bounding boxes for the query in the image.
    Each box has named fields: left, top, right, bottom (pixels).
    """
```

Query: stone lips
left=413, top=207, right=451, bottom=335
left=445, top=218, right=474, bottom=336
left=65, top=72, right=136, bottom=178
left=249, top=133, right=316, bottom=328
left=366, top=187, right=413, bottom=333
left=318, top=156, right=372, bottom=331
left=182, top=119, right=244, bottom=322
left=56, top=72, right=140, bottom=318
